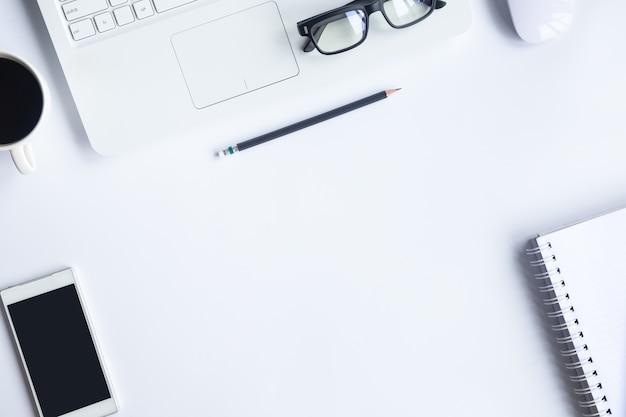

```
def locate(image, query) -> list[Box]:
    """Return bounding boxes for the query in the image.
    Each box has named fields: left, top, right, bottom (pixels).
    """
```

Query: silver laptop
left=34, top=0, right=472, bottom=155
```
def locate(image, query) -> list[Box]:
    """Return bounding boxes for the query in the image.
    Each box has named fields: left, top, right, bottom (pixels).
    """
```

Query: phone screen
left=7, top=283, right=112, bottom=417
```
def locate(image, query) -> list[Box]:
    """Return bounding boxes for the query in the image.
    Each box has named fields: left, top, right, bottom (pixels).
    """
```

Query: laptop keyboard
left=62, top=0, right=197, bottom=41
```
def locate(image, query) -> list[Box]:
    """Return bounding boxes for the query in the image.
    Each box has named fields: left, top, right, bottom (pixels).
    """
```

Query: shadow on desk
left=485, top=0, right=519, bottom=41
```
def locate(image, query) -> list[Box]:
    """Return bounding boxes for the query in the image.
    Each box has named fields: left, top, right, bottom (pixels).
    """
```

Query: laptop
left=33, top=0, right=472, bottom=155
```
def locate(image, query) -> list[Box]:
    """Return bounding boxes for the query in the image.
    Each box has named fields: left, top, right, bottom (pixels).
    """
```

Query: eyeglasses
left=297, top=0, right=446, bottom=55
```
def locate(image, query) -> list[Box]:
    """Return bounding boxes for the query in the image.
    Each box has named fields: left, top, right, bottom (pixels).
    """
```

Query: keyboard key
left=133, top=0, right=154, bottom=19
left=109, top=0, right=127, bottom=6
left=152, top=0, right=195, bottom=13
left=94, top=11, right=116, bottom=32
left=63, top=0, right=108, bottom=21
left=114, top=5, right=135, bottom=25
left=69, top=19, right=96, bottom=40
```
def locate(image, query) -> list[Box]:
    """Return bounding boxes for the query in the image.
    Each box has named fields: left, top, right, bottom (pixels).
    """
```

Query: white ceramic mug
left=0, top=53, right=50, bottom=175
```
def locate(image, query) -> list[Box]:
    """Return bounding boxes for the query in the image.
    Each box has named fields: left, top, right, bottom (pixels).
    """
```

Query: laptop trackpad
left=171, top=1, right=299, bottom=108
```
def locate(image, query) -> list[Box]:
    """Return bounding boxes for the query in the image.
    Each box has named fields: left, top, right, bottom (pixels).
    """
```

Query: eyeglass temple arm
left=302, top=0, right=446, bottom=52
left=303, top=26, right=322, bottom=52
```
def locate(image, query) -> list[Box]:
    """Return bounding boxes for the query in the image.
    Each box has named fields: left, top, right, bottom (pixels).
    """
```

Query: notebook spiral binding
left=527, top=242, right=612, bottom=417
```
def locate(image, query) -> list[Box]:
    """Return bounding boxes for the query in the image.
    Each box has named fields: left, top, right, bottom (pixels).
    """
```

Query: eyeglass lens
left=309, top=0, right=434, bottom=54
left=311, top=10, right=367, bottom=54
left=383, top=0, right=432, bottom=26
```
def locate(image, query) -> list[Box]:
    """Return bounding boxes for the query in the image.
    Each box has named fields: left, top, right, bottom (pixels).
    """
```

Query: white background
left=2, top=1, right=626, bottom=416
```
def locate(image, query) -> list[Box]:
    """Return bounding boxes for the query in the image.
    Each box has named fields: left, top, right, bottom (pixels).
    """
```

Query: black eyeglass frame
left=297, top=0, right=447, bottom=55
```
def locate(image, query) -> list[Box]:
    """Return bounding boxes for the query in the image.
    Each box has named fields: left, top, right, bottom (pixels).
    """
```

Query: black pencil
left=217, top=88, right=401, bottom=157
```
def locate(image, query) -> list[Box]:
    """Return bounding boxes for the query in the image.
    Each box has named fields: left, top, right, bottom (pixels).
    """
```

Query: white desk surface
left=2, top=1, right=626, bottom=416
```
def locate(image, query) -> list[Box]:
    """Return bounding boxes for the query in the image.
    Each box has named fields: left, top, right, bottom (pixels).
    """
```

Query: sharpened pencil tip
left=385, top=88, right=401, bottom=97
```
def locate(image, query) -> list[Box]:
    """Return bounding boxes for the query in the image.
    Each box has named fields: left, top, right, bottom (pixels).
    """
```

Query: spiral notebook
left=527, top=206, right=626, bottom=417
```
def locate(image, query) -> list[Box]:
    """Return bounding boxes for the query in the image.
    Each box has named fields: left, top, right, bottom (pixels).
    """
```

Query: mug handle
left=10, top=143, right=36, bottom=175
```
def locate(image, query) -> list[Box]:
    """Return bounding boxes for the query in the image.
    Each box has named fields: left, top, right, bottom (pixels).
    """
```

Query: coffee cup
left=0, top=53, right=50, bottom=175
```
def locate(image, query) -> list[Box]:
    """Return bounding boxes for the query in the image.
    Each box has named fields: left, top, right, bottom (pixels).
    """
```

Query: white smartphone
left=1, top=268, right=118, bottom=417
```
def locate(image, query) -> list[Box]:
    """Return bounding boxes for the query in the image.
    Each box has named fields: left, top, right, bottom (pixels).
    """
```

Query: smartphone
left=1, top=268, right=118, bottom=417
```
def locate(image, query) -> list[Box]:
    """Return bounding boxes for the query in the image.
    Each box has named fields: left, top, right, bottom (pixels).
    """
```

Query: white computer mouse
left=507, top=0, right=574, bottom=43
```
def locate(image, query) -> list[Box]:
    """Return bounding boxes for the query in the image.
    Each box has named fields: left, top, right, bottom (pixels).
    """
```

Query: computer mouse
left=507, top=0, right=574, bottom=43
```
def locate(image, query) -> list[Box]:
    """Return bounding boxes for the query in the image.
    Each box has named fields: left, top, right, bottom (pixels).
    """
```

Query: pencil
left=217, top=88, right=401, bottom=157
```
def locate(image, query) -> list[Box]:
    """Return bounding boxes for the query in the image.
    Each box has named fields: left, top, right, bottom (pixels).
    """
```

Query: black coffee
left=0, top=57, right=44, bottom=145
